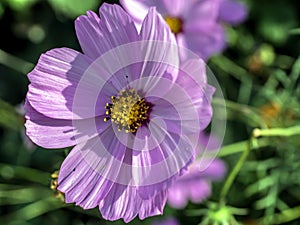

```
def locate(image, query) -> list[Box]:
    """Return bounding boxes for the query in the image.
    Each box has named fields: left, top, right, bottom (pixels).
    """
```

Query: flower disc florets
left=104, top=89, right=150, bottom=133
left=164, top=16, right=183, bottom=35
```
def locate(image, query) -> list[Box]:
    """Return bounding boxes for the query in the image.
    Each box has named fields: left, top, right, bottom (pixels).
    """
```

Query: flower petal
left=198, top=158, right=227, bottom=180
left=132, top=126, right=194, bottom=196
left=140, top=7, right=176, bottom=43
left=25, top=101, right=76, bottom=148
left=147, top=60, right=214, bottom=133
left=25, top=101, right=109, bottom=149
left=188, top=179, right=211, bottom=203
left=26, top=47, right=92, bottom=120
left=100, top=183, right=167, bottom=222
left=219, top=0, right=248, bottom=25
left=58, top=127, right=130, bottom=209
left=120, top=0, right=170, bottom=30
left=160, top=0, right=191, bottom=17
left=126, top=6, right=180, bottom=94
left=120, top=0, right=150, bottom=27
left=98, top=3, right=139, bottom=44
left=175, top=60, right=215, bottom=130
left=167, top=184, right=188, bottom=208
left=184, top=0, right=221, bottom=26
left=138, top=189, right=167, bottom=220
left=167, top=176, right=211, bottom=208
left=183, top=23, right=226, bottom=60
left=75, top=3, right=139, bottom=59
left=74, top=11, right=103, bottom=59
left=58, top=145, right=114, bottom=209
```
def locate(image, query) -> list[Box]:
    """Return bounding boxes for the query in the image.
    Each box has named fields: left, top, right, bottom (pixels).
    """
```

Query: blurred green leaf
left=48, top=0, right=100, bottom=18
left=289, top=28, right=300, bottom=35
left=5, top=0, right=38, bottom=11
left=255, top=184, right=278, bottom=210
left=290, top=56, right=300, bottom=89
left=0, top=3, right=4, bottom=18
left=212, top=98, right=266, bottom=128
left=245, top=176, right=276, bottom=196
left=211, top=55, right=249, bottom=81
left=259, top=205, right=300, bottom=225
left=0, top=185, right=52, bottom=205
left=0, top=196, right=66, bottom=224
left=0, top=163, right=50, bottom=185
left=256, top=1, right=297, bottom=45
left=0, top=49, right=34, bottom=75
left=0, top=99, right=21, bottom=130
left=273, top=69, right=290, bottom=88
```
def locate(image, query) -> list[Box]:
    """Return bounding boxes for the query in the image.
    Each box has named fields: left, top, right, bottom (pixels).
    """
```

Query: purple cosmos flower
left=120, top=0, right=248, bottom=60
left=25, top=3, right=215, bottom=222
left=167, top=133, right=226, bottom=209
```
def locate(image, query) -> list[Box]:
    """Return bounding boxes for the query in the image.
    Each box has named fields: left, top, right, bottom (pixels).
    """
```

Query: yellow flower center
left=164, top=16, right=183, bottom=35
left=104, top=89, right=150, bottom=133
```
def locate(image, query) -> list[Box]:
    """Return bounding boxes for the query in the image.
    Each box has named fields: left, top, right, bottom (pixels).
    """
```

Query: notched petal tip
left=75, top=3, right=139, bottom=58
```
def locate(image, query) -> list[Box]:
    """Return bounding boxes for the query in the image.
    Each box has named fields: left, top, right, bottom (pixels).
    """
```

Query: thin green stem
left=217, top=125, right=300, bottom=204
left=0, top=49, right=34, bottom=75
left=219, top=135, right=254, bottom=205
left=253, top=126, right=300, bottom=138
left=216, top=138, right=269, bottom=157
left=197, top=138, right=269, bottom=161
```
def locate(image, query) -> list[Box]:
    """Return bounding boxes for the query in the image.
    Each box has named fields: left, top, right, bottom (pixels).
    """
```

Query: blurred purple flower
left=167, top=133, right=226, bottom=209
left=25, top=3, right=214, bottom=223
left=120, top=0, right=247, bottom=60
left=153, top=217, right=180, bottom=225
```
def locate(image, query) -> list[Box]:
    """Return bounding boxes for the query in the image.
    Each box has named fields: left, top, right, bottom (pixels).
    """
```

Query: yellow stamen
left=104, top=89, right=150, bottom=133
left=164, top=16, right=183, bottom=35
left=50, top=170, right=65, bottom=202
